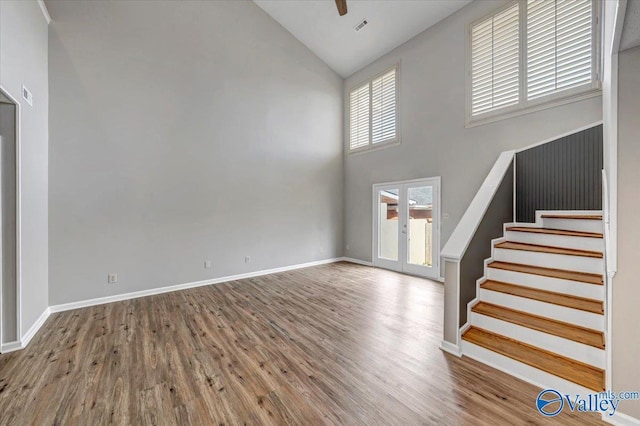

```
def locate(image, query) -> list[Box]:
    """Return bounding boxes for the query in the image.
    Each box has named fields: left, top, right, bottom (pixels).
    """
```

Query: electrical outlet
left=245, top=256, right=251, bottom=263
left=346, top=244, right=350, bottom=251
left=204, top=260, right=212, bottom=269
left=319, top=247, right=324, bottom=254
left=443, top=213, right=450, bottom=220
left=108, top=273, right=118, bottom=284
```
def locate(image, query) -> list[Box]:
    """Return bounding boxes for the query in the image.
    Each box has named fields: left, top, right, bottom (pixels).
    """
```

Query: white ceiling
left=253, top=0, right=472, bottom=77
left=620, top=0, right=640, bottom=52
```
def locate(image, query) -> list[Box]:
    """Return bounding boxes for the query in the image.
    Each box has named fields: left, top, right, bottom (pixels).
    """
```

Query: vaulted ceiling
left=620, top=0, right=640, bottom=52
left=253, top=0, right=472, bottom=77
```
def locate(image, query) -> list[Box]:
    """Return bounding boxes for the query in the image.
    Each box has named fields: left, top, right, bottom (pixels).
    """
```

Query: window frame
left=465, top=0, right=602, bottom=127
left=347, top=63, right=401, bottom=154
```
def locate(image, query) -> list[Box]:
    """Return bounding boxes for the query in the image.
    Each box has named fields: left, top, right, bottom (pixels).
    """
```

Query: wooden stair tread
left=462, top=327, right=605, bottom=391
left=506, top=226, right=603, bottom=239
left=472, top=301, right=604, bottom=348
left=488, top=261, right=603, bottom=285
left=494, top=241, right=603, bottom=258
left=480, top=280, right=603, bottom=314
left=541, top=214, right=602, bottom=220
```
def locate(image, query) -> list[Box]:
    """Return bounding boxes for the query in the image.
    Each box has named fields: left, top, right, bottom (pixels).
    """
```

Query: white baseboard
left=340, top=257, right=373, bottom=267
left=0, top=307, right=51, bottom=354
left=1, top=340, right=22, bottom=353
left=439, top=340, right=462, bottom=357
left=22, top=308, right=51, bottom=347
left=50, top=257, right=345, bottom=314
left=604, top=411, right=640, bottom=426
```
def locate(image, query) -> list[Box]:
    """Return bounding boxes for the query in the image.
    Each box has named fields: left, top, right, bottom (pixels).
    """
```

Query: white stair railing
left=440, top=150, right=515, bottom=355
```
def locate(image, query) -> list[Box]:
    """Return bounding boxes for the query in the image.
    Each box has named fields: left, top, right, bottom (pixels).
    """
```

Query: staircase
left=461, top=211, right=606, bottom=393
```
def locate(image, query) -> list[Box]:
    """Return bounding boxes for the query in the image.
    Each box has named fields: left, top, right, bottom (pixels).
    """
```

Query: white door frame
left=372, top=177, right=441, bottom=279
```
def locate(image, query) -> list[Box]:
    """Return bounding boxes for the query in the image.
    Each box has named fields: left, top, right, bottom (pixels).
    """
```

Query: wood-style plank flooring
left=0, top=262, right=604, bottom=425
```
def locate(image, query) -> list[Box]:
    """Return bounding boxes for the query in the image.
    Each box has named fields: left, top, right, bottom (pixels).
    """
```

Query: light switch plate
left=22, top=85, right=33, bottom=107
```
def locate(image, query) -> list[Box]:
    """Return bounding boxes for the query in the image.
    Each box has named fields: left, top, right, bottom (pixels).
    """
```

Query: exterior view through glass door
left=373, top=178, right=440, bottom=279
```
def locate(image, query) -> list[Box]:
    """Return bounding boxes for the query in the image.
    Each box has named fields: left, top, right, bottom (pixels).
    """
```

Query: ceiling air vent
left=354, top=19, right=368, bottom=32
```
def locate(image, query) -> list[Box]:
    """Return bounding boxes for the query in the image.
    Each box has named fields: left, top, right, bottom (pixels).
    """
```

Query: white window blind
left=527, top=0, right=593, bottom=100
left=349, top=66, right=398, bottom=151
left=471, top=3, right=520, bottom=116
left=371, top=68, right=397, bottom=144
left=469, top=0, right=598, bottom=121
left=349, top=83, right=370, bottom=150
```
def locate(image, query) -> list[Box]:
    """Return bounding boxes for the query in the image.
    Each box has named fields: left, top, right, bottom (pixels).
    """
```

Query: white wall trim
left=37, top=0, right=52, bottom=25
left=441, top=150, right=514, bottom=261
left=514, top=120, right=604, bottom=153
left=21, top=307, right=50, bottom=347
left=603, top=410, right=640, bottom=426
left=0, top=340, right=22, bottom=353
left=0, top=306, right=50, bottom=354
left=439, top=340, right=461, bottom=357
left=612, top=0, right=628, bottom=54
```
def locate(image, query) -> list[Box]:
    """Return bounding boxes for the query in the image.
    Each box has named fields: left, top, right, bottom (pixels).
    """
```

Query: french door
left=373, top=177, right=440, bottom=279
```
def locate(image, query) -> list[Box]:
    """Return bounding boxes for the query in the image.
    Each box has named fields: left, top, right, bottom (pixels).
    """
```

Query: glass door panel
left=407, top=185, right=433, bottom=267
left=378, top=188, right=399, bottom=261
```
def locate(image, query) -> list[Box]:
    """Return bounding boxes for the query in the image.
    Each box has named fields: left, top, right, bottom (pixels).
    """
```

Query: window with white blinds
left=527, top=0, right=593, bottom=99
left=349, top=67, right=398, bottom=151
left=349, top=83, right=370, bottom=150
left=469, top=0, right=598, bottom=121
left=471, top=3, right=520, bottom=115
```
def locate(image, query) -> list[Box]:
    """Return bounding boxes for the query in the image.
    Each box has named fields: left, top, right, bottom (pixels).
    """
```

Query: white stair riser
left=470, top=312, right=605, bottom=368
left=479, top=289, right=604, bottom=331
left=493, top=248, right=603, bottom=275
left=461, top=340, right=602, bottom=393
left=486, top=268, right=604, bottom=300
left=542, top=218, right=603, bottom=233
left=505, top=231, right=604, bottom=252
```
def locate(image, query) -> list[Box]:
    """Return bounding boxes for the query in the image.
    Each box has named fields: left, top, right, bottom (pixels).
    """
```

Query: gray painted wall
left=0, top=103, right=17, bottom=343
left=47, top=0, right=344, bottom=305
left=343, top=0, right=602, bottom=264
left=0, top=0, right=49, bottom=339
left=459, top=164, right=513, bottom=325
left=612, top=45, right=640, bottom=419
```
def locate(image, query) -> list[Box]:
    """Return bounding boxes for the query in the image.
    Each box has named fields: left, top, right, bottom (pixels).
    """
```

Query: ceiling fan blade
left=335, top=0, right=347, bottom=16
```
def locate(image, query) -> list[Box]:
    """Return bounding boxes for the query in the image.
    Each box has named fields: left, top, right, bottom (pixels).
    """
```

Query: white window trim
left=465, top=0, right=602, bottom=128
left=347, top=63, right=401, bottom=154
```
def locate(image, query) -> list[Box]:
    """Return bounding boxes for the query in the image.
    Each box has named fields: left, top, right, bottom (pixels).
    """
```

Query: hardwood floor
left=488, top=261, right=604, bottom=285
left=0, top=262, right=604, bottom=425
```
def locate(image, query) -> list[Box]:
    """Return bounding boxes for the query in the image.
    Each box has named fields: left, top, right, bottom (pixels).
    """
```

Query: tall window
left=349, top=67, right=398, bottom=152
left=469, top=0, right=598, bottom=122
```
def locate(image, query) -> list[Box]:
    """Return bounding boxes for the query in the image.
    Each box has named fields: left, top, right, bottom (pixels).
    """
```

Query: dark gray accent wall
left=459, top=164, right=513, bottom=325
left=516, top=125, right=603, bottom=223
